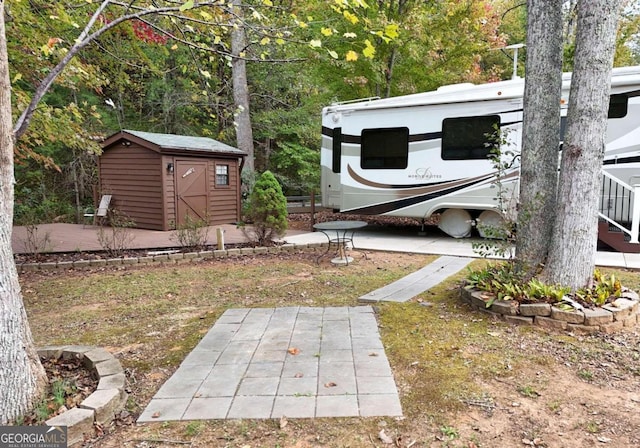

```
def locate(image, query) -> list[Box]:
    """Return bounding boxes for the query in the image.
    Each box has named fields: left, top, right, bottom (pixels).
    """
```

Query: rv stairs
left=597, top=171, right=640, bottom=253
left=598, top=221, right=640, bottom=253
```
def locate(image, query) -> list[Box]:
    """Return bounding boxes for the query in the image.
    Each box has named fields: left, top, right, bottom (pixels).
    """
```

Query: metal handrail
left=599, top=170, right=640, bottom=243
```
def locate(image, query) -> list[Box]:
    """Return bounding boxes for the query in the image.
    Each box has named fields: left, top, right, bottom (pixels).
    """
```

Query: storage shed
left=100, top=130, right=246, bottom=231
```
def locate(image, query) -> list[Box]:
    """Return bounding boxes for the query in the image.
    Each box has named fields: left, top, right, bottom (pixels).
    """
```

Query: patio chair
left=83, top=194, right=112, bottom=227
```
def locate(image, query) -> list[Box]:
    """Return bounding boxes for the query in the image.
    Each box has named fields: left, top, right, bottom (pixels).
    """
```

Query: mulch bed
left=21, top=356, right=98, bottom=425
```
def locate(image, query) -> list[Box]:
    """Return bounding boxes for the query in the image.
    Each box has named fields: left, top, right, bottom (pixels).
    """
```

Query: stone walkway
left=359, top=255, right=474, bottom=303
left=138, top=306, right=402, bottom=421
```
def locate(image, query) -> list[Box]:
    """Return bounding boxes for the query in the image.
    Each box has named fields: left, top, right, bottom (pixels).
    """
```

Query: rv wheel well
left=433, top=208, right=491, bottom=219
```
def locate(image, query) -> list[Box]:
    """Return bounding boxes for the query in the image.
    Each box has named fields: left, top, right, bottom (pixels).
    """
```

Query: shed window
left=216, top=164, right=229, bottom=186
left=361, top=127, right=409, bottom=169
left=442, top=115, right=500, bottom=160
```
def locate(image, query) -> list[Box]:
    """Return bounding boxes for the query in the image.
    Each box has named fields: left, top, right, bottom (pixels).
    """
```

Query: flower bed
left=460, top=287, right=639, bottom=333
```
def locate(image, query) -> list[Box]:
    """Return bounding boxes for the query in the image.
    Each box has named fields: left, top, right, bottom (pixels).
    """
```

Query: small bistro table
left=312, top=220, right=368, bottom=265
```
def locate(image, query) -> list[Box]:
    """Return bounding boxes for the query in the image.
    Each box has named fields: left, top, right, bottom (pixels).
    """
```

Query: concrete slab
left=138, top=306, right=402, bottom=421
left=358, top=255, right=473, bottom=303
left=284, top=229, right=635, bottom=268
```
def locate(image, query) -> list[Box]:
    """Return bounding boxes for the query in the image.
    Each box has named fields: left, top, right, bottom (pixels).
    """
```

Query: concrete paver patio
left=138, top=306, right=402, bottom=421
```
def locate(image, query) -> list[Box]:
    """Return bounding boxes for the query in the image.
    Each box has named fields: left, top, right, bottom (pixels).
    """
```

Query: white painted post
left=216, top=227, right=225, bottom=250
left=631, top=185, right=640, bottom=244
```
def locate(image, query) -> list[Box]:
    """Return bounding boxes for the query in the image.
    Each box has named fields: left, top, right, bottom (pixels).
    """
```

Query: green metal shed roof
left=107, top=130, right=247, bottom=156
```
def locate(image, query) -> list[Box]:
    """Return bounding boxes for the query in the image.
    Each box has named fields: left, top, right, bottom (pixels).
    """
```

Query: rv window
left=361, top=127, right=409, bottom=169
left=608, top=94, right=628, bottom=119
left=441, top=115, right=500, bottom=160
left=332, top=127, right=342, bottom=173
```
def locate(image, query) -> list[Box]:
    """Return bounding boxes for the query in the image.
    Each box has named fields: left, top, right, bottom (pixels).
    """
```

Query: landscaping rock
left=504, top=315, right=533, bottom=325
left=603, top=298, right=636, bottom=321
left=600, top=319, right=625, bottom=334
left=97, top=372, right=126, bottom=392
left=80, top=388, right=122, bottom=425
left=622, top=312, right=638, bottom=328
left=550, top=306, right=585, bottom=324
left=46, top=407, right=94, bottom=447
left=567, top=323, right=601, bottom=335
left=583, top=308, right=613, bottom=326
left=83, top=348, right=113, bottom=368
left=95, top=358, right=124, bottom=377
left=534, top=316, right=568, bottom=330
left=469, top=291, right=490, bottom=310
left=490, top=300, right=518, bottom=316
left=519, top=303, right=552, bottom=317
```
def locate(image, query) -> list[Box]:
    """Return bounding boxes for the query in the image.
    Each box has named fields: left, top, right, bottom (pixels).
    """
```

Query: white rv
left=320, top=66, right=640, bottom=240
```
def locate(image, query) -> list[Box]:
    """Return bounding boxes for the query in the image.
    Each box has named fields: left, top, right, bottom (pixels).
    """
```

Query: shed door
left=176, top=160, right=209, bottom=226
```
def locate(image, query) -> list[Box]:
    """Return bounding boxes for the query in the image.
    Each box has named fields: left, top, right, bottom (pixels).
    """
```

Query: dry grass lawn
left=21, top=249, right=640, bottom=448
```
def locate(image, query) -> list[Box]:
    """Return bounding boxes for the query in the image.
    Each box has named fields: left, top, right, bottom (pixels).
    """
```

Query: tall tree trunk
left=384, top=47, right=397, bottom=98
left=231, top=0, right=255, bottom=173
left=543, top=0, right=623, bottom=289
left=515, top=0, right=563, bottom=274
left=0, top=4, right=47, bottom=424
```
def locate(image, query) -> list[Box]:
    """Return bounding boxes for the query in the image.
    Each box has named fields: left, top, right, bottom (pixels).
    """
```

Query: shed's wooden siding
left=99, top=145, right=165, bottom=230
left=209, top=159, right=241, bottom=224
left=162, top=157, right=241, bottom=229
left=162, top=155, right=175, bottom=230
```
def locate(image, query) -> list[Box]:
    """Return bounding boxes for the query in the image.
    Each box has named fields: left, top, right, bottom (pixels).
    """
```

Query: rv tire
left=437, top=209, right=472, bottom=238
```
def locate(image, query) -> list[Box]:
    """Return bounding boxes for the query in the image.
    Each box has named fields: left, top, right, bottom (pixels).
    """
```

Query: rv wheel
left=476, top=210, right=506, bottom=239
left=437, top=209, right=472, bottom=238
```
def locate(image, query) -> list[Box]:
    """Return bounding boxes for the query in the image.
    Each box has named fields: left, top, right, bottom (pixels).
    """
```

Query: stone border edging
left=38, top=345, right=128, bottom=447
left=17, top=243, right=327, bottom=272
left=460, top=287, right=640, bottom=334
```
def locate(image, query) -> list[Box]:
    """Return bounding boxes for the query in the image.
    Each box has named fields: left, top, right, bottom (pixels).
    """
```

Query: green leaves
left=466, top=264, right=624, bottom=308
left=179, top=0, right=194, bottom=12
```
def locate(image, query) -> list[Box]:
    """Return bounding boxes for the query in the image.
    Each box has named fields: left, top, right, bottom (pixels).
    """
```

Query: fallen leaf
left=152, top=412, right=161, bottom=418
left=369, top=352, right=379, bottom=357
left=324, top=382, right=337, bottom=388
left=146, top=372, right=165, bottom=381
left=294, top=372, right=304, bottom=378
left=279, top=415, right=288, bottom=429
left=378, top=429, right=394, bottom=444
left=288, top=347, right=300, bottom=355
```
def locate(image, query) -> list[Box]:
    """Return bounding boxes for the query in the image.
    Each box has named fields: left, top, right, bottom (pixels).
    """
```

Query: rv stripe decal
left=410, top=132, right=442, bottom=142
left=343, top=175, right=496, bottom=215
left=347, top=164, right=490, bottom=190
left=603, top=156, right=640, bottom=165
left=322, top=121, right=521, bottom=144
